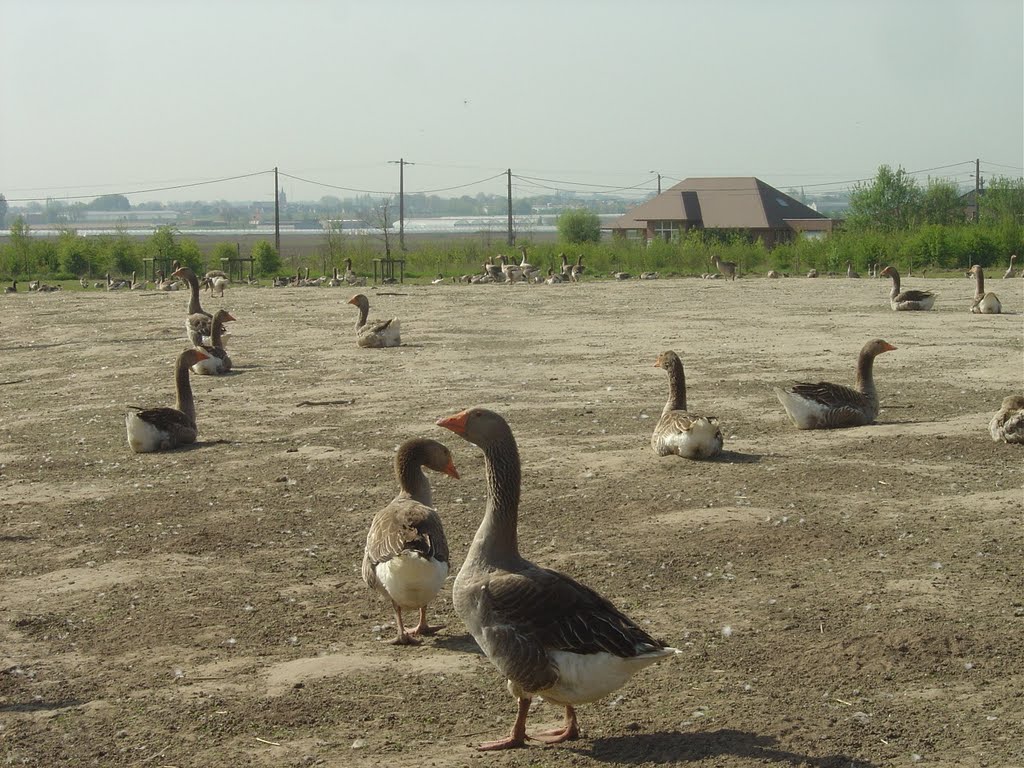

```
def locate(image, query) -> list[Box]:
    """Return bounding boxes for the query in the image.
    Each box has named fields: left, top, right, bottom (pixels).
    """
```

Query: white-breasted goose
left=651, top=351, right=723, bottom=459
left=880, top=266, right=935, bottom=311
left=347, top=293, right=401, bottom=348
left=362, top=438, right=459, bottom=645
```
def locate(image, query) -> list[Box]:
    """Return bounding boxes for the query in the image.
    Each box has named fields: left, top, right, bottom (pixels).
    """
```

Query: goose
left=79, top=276, right=88, bottom=289
left=545, top=268, right=565, bottom=285
left=989, top=395, right=1024, bottom=444
left=348, top=293, right=401, bottom=348
left=156, top=270, right=178, bottom=291
left=613, top=271, right=632, bottom=280
left=1004, top=254, right=1017, bottom=279
left=483, top=257, right=504, bottom=282
left=129, top=271, right=146, bottom=290
left=430, top=274, right=446, bottom=285
left=879, top=266, right=935, bottom=311
left=125, top=348, right=210, bottom=453
left=846, top=261, right=860, bottom=278
left=767, top=270, right=781, bottom=279
left=651, top=351, right=723, bottom=459
left=570, top=254, right=585, bottom=282
left=806, top=268, right=819, bottom=278
left=363, top=438, right=459, bottom=645
left=968, top=265, right=1001, bottom=314
left=205, top=269, right=228, bottom=280
left=774, top=339, right=896, bottom=430
left=499, top=254, right=522, bottom=284
left=436, top=408, right=679, bottom=751
left=327, top=268, right=342, bottom=288
left=560, top=253, right=572, bottom=278
left=518, top=247, right=539, bottom=281
left=172, top=266, right=214, bottom=344
left=640, top=271, right=660, bottom=280
left=209, top=275, right=228, bottom=297
left=191, top=309, right=236, bottom=375
left=711, top=254, right=737, bottom=280
left=3, top=280, right=16, bottom=294
left=344, top=258, right=367, bottom=286
left=105, top=273, right=123, bottom=291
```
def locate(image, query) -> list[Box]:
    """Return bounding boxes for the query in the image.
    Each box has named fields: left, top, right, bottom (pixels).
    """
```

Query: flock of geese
left=354, top=262, right=1021, bottom=749
left=7, top=248, right=1019, bottom=750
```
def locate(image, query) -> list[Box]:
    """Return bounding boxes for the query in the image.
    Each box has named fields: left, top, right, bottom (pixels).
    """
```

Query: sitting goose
left=879, top=266, right=935, bottom=311
left=766, top=270, right=781, bottom=279
left=3, top=281, right=16, bottom=294
left=989, top=395, right=1024, bottom=444
left=436, top=407, right=679, bottom=751
left=347, top=293, right=401, bottom=348
left=545, top=268, right=565, bottom=284
left=651, top=351, right=723, bottom=459
left=640, top=271, right=660, bottom=280
left=363, top=438, right=459, bottom=645
left=327, top=268, right=342, bottom=287
left=711, top=254, right=737, bottom=280
left=775, top=339, right=896, bottom=430
left=1004, top=254, right=1017, bottom=279
left=613, top=271, right=632, bottom=280
left=191, top=309, right=236, bottom=375
left=806, top=268, right=819, bottom=278
left=499, top=254, right=522, bottom=284
left=846, top=261, right=860, bottom=278
left=343, top=258, right=367, bottom=286
left=968, top=265, right=1001, bottom=314
left=172, top=266, right=214, bottom=344
left=125, top=348, right=210, bottom=453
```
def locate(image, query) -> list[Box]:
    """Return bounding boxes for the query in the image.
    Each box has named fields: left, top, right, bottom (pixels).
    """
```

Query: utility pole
left=274, top=166, right=281, bottom=256
left=974, top=158, right=981, bottom=223
left=649, top=170, right=662, bottom=195
left=506, top=168, right=514, bottom=246
left=389, top=158, right=414, bottom=251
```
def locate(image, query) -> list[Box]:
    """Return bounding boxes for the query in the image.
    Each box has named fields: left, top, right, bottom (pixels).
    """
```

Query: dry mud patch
left=1, top=277, right=1021, bottom=767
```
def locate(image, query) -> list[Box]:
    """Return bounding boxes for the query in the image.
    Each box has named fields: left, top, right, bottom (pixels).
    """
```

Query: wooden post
left=274, top=166, right=281, bottom=256
left=507, top=168, right=514, bottom=247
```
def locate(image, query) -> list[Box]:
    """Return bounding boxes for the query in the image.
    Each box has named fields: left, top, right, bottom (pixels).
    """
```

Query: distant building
left=604, top=177, right=836, bottom=247
left=80, top=210, right=180, bottom=224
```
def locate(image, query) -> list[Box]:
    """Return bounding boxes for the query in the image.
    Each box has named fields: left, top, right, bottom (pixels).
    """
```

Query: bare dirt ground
left=1, top=274, right=1021, bottom=768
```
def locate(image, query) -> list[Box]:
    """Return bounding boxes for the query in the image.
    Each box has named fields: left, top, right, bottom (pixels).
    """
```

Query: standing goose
left=651, top=351, right=723, bottom=459
left=363, top=438, right=459, bottom=645
left=775, top=339, right=896, bottom=430
left=989, top=395, right=1024, bottom=444
left=518, top=246, right=539, bottom=282
left=560, top=253, right=572, bottom=278
left=347, top=293, right=401, bottom=348
left=711, top=254, right=737, bottom=280
left=436, top=407, right=679, bottom=751
left=1004, top=254, right=1017, bottom=279
left=879, top=266, right=935, bottom=311
left=125, top=348, right=210, bottom=453
left=570, top=254, right=586, bottom=282
left=191, top=309, right=236, bottom=375
left=172, top=266, right=214, bottom=343
left=968, top=265, right=1001, bottom=314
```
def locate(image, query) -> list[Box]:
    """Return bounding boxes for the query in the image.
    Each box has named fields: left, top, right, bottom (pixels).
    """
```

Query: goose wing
left=478, top=565, right=664, bottom=692
left=362, top=499, right=448, bottom=587
left=787, top=381, right=871, bottom=411
left=129, top=406, right=193, bottom=432
left=896, top=289, right=935, bottom=302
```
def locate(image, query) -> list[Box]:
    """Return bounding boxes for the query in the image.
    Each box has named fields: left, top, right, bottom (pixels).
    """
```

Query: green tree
left=252, top=240, right=281, bottom=275
left=981, top=176, right=1024, bottom=224
left=58, top=230, right=95, bottom=276
left=920, top=179, right=965, bottom=226
left=557, top=208, right=601, bottom=244
left=109, top=233, right=140, bottom=275
left=87, top=194, right=131, bottom=211
left=847, top=165, right=922, bottom=231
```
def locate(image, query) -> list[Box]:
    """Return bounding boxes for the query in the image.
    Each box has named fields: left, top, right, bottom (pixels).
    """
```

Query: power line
left=4, top=170, right=274, bottom=203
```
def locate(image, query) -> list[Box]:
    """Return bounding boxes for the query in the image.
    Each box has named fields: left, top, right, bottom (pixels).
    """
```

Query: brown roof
left=605, top=177, right=829, bottom=230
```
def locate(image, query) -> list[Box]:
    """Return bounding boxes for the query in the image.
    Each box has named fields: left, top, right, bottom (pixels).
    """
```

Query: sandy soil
left=1, top=274, right=1021, bottom=768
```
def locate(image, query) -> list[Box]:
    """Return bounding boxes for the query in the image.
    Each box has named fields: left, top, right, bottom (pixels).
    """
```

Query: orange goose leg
left=477, top=697, right=530, bottom=751
left=409, top=606, right=444, bottom=637
left=531, top=705, right=580, bottom=744
left=389, top=602, right=420, bottom=646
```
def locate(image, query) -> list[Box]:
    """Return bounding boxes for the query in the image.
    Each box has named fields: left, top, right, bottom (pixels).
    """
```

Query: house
left=604, top=177, right=836, bottom=247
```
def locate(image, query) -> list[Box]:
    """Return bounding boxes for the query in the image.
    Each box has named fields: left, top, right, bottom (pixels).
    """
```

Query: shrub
left=252, top=240, right=281, bottom=275
left=557, top=209, right=601, bottom=244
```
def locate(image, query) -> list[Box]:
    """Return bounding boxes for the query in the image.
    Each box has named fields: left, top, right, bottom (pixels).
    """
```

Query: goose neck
left=466, top=439, right=521, bottom=569
left=396, top=453, right=433, bottom=507
left=664, top=357, right=688, bottom=412
left=185, top=273, right=202, bottom=314
left=174, top=357, right=197, bottom=423
left=856, top=350, right=879, bottom=406
left=974, top=267, right=985, bottom=297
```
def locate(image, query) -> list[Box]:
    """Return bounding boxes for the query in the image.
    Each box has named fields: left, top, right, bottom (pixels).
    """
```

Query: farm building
left=604, top=176, right=836, bottom=247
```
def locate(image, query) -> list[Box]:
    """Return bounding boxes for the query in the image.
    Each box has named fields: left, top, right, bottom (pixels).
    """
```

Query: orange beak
left=436, top=410, right=469, bottom=436
left=442, top=458, right=460, bottom=480
left=881, top=342, right=897, bottom=352
left=171, top=268, right=185, bottom=279
left=224, top=313, right=237, bottom=322
left=347, top=296, right=358, bottom=305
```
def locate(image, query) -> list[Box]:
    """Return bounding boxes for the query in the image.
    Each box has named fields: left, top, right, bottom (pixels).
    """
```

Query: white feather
left=374, top=552, right=447, bottom=609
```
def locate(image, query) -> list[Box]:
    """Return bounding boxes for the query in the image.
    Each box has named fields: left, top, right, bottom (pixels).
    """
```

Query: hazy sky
left=3, top=0, right=1022, bottom=206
